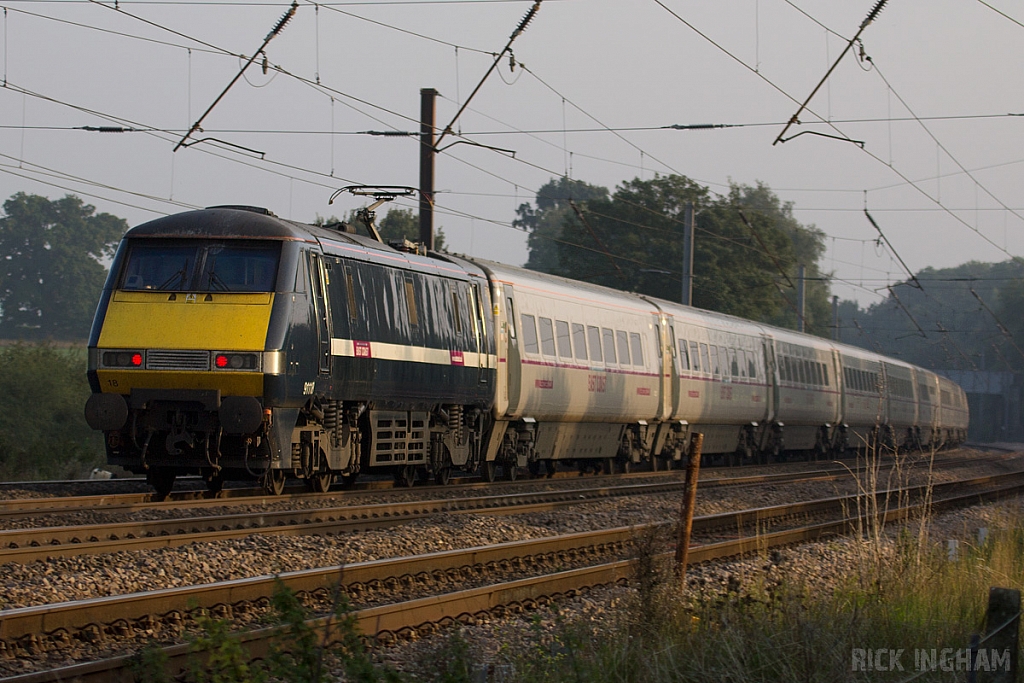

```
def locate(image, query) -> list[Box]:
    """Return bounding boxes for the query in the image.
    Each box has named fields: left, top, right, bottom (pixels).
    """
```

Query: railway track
left=0, top=447, right=1004, bottom=521
left=0, top=448, right=1003, bottom=525
left=0, top=450, right=1008, bottom=564
left=2, top=469, right=1022, bottom=680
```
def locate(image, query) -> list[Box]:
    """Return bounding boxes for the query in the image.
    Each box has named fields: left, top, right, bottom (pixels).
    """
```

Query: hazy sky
left=2, top=0, right=1022, bottom=309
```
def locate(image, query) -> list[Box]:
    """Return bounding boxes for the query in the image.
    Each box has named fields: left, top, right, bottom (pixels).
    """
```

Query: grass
left=0, top=343, right=105, bottom=481
left=477, top=515, right=1024, bottom=683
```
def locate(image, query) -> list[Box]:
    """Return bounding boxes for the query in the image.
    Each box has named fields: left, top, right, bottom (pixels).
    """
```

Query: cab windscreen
left=119, top=240, right=281, bottom=292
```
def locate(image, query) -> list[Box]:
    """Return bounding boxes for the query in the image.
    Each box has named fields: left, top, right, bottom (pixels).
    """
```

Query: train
left=84, top=205, right=969, bottom=498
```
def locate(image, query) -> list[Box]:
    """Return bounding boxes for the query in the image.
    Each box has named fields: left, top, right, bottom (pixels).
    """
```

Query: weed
left=186, top=611, right=263, bottom=683
left=129, top=641, right=172, bottom=683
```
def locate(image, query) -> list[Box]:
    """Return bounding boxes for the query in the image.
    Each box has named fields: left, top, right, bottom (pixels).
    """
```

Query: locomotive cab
left=86, top=205, right=498, bottom=498
left=85, top=207, right=311, bottom=497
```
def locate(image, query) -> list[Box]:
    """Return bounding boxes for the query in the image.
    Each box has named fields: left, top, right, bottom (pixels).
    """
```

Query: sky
left=1, top=0, right=1023, bottom=309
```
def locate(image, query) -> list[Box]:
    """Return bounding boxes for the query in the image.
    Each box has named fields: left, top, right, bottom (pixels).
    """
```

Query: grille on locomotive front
left=145, top=349, right=211, bottom=371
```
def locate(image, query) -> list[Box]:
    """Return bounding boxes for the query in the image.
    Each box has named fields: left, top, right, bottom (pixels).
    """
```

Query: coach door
left=762, top=335, right=778, bottom=424
left=503, top=284, right=522, bottom=414
left=309, top=252, right=332, bottom=375
left=469, top=282, right=487, bottom=384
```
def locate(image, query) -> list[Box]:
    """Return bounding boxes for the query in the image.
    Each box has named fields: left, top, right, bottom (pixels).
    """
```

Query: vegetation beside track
left=465, top=521, right=1024, bottom=682
left=0, top=343, right=104, bottom=481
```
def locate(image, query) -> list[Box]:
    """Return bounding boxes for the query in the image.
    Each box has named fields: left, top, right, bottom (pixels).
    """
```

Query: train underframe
left=98, top=391, right=967, bottom=498
left=97, top=390, right=494, bottom=499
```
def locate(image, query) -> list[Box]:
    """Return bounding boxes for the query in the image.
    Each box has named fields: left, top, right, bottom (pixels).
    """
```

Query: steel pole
left=418, top=88, right=437, bottom=251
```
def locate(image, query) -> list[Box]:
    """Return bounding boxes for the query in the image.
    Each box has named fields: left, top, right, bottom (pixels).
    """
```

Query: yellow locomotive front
left=85, top=208, right=295, bottom=497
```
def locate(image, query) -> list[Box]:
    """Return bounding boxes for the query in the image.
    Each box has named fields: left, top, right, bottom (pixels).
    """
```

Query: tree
left=0, top=193, right=127, bottom=340
left=378, top=207, right=446, bottom=251
left=835, top=259, right=1024, bottom=372
left=515, top=176, right=608, bottom=273
left=314, top=207, right=446, bottom=251
left=516, top=175, right=832, bottom=334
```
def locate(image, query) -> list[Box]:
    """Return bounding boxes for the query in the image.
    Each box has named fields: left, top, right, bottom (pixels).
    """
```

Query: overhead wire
left=5, top=0, right=991, bottom=323
left=652, top=0, right=1024, bottom=269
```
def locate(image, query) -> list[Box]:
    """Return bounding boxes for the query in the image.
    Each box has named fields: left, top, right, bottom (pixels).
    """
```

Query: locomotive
left=84, top=205, right=969, bottom=498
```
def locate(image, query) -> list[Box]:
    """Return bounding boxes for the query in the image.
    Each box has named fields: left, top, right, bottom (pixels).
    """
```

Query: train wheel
left=545, top=460, right=557, bottom=478
left=619, top=459, right=632, bottom=474
left=482, top=460, right=498, bottom=482
left=263, top=469, right=286, bottom=496
left=528, top=460, right=542, bottom=478
left=505, top=462, right=519, bottom=482
left=434, top=466, right=452, bottom=486
left=395, top=465, right=416, bottom=488
left=149, top=468, right=176, bottom=501
left=307, top=470, right=333, bottom=493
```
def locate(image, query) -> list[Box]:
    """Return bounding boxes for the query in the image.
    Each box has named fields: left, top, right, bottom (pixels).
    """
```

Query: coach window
left=730, top=349, right=740, bottom=378
left=556, top=320, right=572, bottom=359
left=678, top=339, right=690, bottom=371
left=588, top=326, right=603, bottom=363
left=404, top=276, right=419, bottom=327
left=539, top=317, right=556, bottom=356
left=505, top=297, right=517, bottom=339
left=689, top=341, right=701, bottom=372
left=521, top=314, right=539, bottom=354
left=748, top=352, right=757, bottom=380
left=572, top=323, right=588, bottom=361
left=780, top=357, right=790, bottom=383
left=709, top=346, right=720, bottom=377
left=823, top=364, right=830, bottom=387
left=630, top=332, right=644, bottom=366
left=699, top=344, right=711, bottom=376
left=450, top=285, right=463, bottom=334
left=616, top=331, right=630, bottom=366
left=738, top=350, right=747, bottom=378
left=602, top=328, right=617, bottom=365
left=345, top=267, right=358, bottom=322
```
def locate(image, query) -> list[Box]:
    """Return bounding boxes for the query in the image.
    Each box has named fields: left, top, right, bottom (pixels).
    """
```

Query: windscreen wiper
left=158, top=261, right=190, bottom=290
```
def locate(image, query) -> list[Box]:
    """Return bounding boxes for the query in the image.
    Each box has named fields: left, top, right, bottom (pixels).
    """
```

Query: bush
left=0, top=343, right=104, bottom=480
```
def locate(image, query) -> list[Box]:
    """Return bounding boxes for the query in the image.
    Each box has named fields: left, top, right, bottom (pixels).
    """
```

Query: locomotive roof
left=126, top=207, right=484, bottom=282
left=125, top=207, right=315, bottom=240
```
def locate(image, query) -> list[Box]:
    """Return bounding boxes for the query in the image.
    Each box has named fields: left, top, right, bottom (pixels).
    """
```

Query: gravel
left=379, top=491, right=1024, bottom=681
left=0, top=450, right=1015, bottom=612
left=0, top=448, right=1018, bottom=679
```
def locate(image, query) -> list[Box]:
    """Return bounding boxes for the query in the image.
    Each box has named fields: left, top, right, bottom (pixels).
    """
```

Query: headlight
left=213, top=352, right=260, bottom=371
left=101, top=350, right=144, bottom=368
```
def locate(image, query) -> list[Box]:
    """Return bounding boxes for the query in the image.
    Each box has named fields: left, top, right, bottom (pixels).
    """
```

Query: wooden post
left=980, top=587, right=1020, bottom=683
left=675, top=432, right=703, bottom=586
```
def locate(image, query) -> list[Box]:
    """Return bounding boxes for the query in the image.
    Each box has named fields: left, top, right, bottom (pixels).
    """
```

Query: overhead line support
left=174, top=1, right=297, bottom=152
left=773, top=0, right=888, bottom=146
